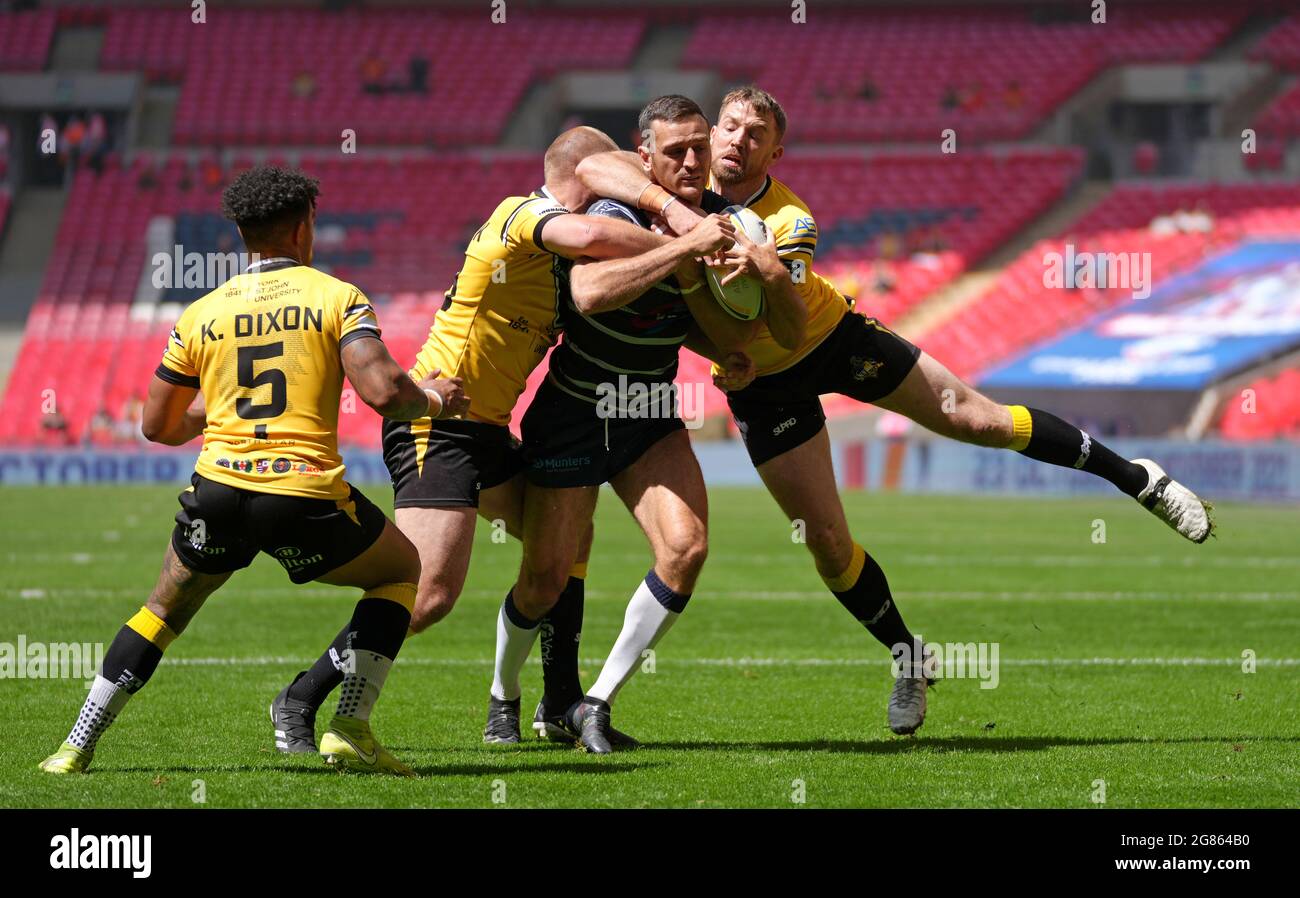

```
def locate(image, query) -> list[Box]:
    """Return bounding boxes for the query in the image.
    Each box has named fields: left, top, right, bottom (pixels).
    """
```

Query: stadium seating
left=1218, top=367, right=1300, bottom=440
left=1250, top=11, right=1300, bottom=72
left=917, top=183, right=1300, bottom=382
left=98, top=9, right=645, bottom=147
left=1, top=3, right=1290, bottom=449
left=683, top=5, right=1243, bottom=143
left=0, top=9, right=56, bottom=71
left=778, top=148, right=1082, bottom=321
left=1254, top=81, right=1300, bottom=141
left=0, top=144, right=1081, bottom=446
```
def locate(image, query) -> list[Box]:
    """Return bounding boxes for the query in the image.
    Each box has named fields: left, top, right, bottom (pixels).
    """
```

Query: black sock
left=288, top=623, right=352, bottom=709
left=825, top=546, right=920, bottom=658
left=288, top=595, right=411, bottom=709
left=102, top=625, right=167, bottom=693
left=540, top=577, right=585, bottom=710
left=1017, top=407, right=1148, bottom=497
left=345, top=596, right=411, bottom=661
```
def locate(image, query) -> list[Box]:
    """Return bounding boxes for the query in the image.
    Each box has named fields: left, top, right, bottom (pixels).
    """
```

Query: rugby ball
left=705, top=205, right=767, bottom=321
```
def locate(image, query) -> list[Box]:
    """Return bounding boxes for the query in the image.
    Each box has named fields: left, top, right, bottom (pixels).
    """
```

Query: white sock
left=67, top=675, right=131, bottom=751
left=491, top=594, right=541, bottom=701
left=335, top=649, right=393, bottom=722
left=587, top=572, right=688, bottom=705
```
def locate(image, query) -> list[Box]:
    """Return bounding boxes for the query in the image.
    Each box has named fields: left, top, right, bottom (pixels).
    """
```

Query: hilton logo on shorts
left=273, top=546, right=323, bottom=571
left=850, top=356, right=883, bottom=382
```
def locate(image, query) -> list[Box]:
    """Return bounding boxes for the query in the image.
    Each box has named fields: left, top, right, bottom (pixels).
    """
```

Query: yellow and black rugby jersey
left=410, top=189, right=570, bottom=426
left=705, top=174, right=850, bottom=375
left=156, top=260, right=380, bottom=501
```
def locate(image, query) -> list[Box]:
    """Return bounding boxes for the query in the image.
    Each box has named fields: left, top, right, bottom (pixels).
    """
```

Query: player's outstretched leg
left=312, top=519, right=420, bottom=776
left=486, top=483, right=598, bottom=744
left=40, top=545, right=228, bottom=774
left=271, top=504, right=478, bottom=754
left=876, top=352, right=1213, bottom=543
left=569, top=431, right=708, bottom=754
left=754, top=428, right=931, bottom=735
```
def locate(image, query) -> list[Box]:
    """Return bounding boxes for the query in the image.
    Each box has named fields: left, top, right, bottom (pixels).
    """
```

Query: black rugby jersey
left=548, top=194, right=728, bottom=407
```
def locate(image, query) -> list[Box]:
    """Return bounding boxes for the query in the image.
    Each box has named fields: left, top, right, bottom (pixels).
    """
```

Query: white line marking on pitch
left=159, top=656, right=1300, bottom=668
left=7, top=588, right=1300, bottom=602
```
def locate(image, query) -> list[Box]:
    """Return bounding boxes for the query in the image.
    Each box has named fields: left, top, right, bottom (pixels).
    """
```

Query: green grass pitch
left=1, top=484, right=1297, bottom=808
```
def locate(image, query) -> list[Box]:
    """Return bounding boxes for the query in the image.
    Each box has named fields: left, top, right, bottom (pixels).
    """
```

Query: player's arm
left=538, top=213, right=670, bottom=261
left=145, top=317, right=206, bottom=445
left=340, top=335, right=468, bottom=421
left=722, top=226, right=808, bottom=350
left=678, top=261, right=760, bottom=355
left=574, top=150, right=706, bottom=236
left=141, top=377, right=206, bottom=445
left=684, top=325, right=757, bottom=393
left=569, top=213, right=735, bottom=314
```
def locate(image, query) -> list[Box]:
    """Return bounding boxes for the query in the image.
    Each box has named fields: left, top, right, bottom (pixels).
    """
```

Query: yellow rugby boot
left=39, top=742, right=93, bottom=774
left=319, top=717, right=413, bottom=777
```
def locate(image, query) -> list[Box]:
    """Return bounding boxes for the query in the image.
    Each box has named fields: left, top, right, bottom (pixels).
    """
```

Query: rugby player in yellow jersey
left=576, top=86, right=1213, bottom=736
left=39, top=166, right=468, bottom=776
left=267, top=128, right=724, bottom=749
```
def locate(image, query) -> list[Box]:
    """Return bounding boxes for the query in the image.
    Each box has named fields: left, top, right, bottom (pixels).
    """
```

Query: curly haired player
left=39, top=166, right=467, bottom=776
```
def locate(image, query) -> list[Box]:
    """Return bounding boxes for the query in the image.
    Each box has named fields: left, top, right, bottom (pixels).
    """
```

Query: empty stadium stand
left=98, top=9, right=645, bottom=147
left=917, top=183, right=1300, bottom=382
left=683, top=5, right=1244, bottom=143
left=0, top=144, right=1081, bottom=446
left=1255, top=81, right=1300, bottom=140
left=0, top=8, right=56, bottom=71
left=1219, top=367, right=1300, bottom=440
left=1250, top=10, right=1300, bottom=72
left=1, top=2, right=1296, bottom=450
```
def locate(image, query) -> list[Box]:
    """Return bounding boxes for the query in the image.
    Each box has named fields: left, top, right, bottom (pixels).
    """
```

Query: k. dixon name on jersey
left=198, top=305, right=326, bottom=343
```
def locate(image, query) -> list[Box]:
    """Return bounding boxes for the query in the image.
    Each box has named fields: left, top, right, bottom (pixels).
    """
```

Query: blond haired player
left=576, top=86, right=1213, bottom=737
left=39, top=166, right=466, bottom=776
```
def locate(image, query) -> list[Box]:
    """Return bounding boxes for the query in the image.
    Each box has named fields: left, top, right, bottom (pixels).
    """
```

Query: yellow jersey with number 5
left=156, top=262, right=380, bottom=500
left=707, top=174, right=850, bottom=375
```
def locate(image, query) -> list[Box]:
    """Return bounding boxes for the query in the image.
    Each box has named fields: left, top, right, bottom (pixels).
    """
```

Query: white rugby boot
left=1133, top=459, right=1214, bottom=544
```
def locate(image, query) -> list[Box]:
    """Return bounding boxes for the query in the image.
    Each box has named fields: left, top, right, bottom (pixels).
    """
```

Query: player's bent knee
left=943, top=400, right=1013, bottom=448
left=410, top=583, right=459, bottom=631
left=804, top=521, right=853, bottom=571
left=663, top=530, right=708, bottom=582
left=960, top=414, right=1009, bottom=447
left=516, top=564, right=569, bottom=614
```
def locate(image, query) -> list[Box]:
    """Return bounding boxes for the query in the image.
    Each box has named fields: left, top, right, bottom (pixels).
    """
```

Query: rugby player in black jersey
left=483, top=96, right=780, bottom=752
